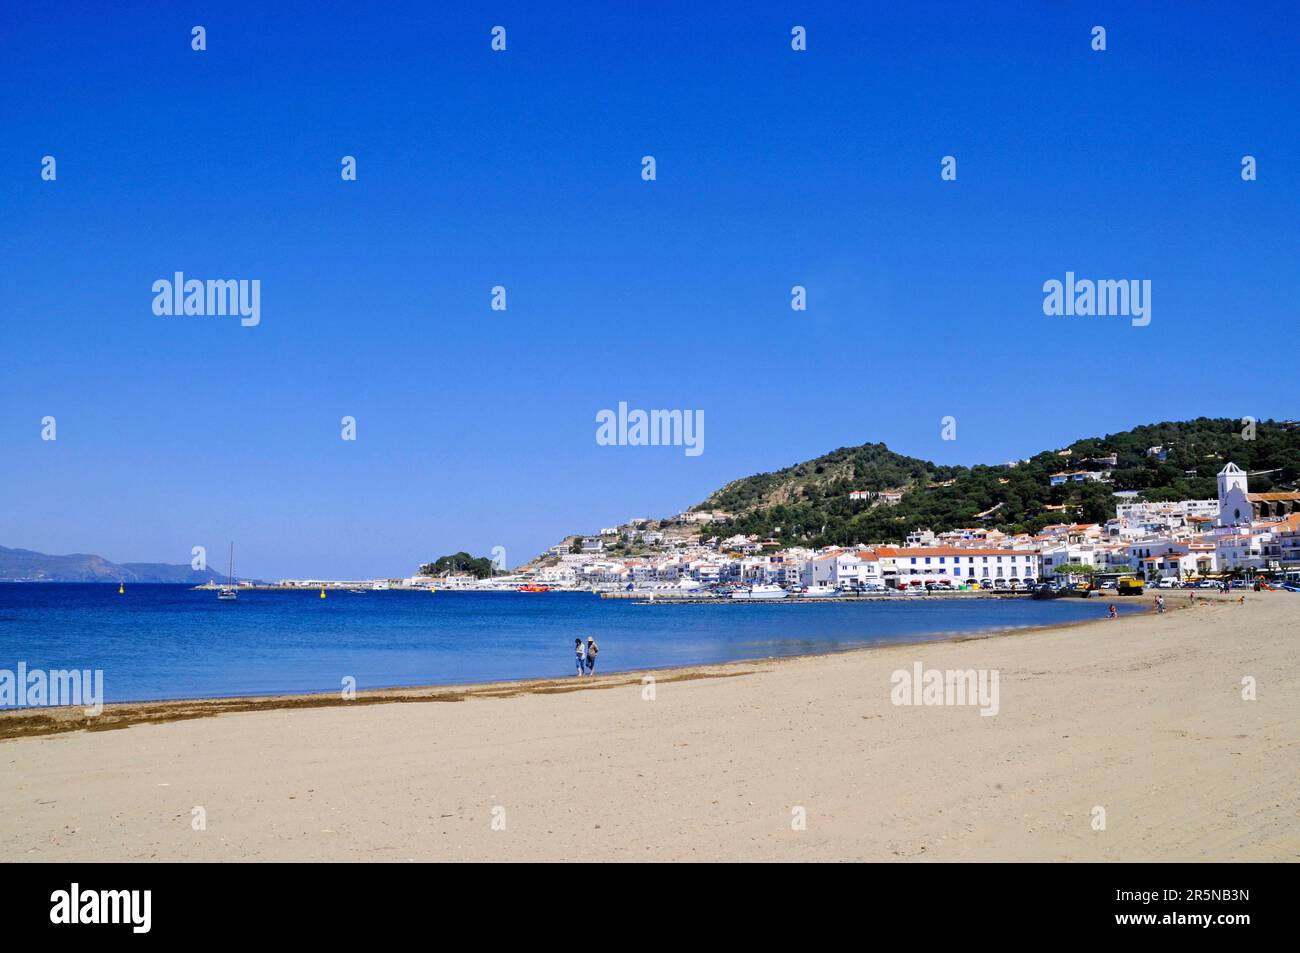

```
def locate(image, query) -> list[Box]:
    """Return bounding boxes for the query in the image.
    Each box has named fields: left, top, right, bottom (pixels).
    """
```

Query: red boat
left=517, top=584, right=550, bottom=593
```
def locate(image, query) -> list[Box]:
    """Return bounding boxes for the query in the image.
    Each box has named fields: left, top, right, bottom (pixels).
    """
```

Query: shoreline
left=0, top=594, right=1159, bottom=742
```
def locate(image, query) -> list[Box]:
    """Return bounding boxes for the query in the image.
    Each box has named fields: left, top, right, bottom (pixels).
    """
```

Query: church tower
left=1217, top=462, right=1249, bottom=525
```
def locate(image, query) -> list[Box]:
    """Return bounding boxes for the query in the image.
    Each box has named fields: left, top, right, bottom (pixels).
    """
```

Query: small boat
left=800, top=585, right=840, bottom=599
left=348, top=588, right=364, bottom=594
left=218, top=543, right=238, bottom=600
left=517, top=584, right=550, bottom=593
left=730, top=584, right=787, bottom=600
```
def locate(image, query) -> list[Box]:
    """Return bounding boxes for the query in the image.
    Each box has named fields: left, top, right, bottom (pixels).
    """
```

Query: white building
left=876, top=547, right=1040, bottom=587
left=1275, top=514, right=1300, bottom=567
left=801, top=551, right=882, bottom=589
left=1115, top=499, right=1219, bottom=522
left=1126, top=539, right=1217, bottom=580
left=1215, top=530, right=1272, bottom=571
left=1050, top=470, right=1110, bottom=486
left=1039, top=544, right=1104, bottom=578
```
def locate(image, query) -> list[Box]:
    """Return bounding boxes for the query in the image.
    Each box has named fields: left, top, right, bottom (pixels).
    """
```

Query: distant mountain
left=0, top=545, right=231, bottom=584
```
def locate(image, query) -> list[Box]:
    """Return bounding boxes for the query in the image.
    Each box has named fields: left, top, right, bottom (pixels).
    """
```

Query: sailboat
left=218, top=543, right=238, bottom=600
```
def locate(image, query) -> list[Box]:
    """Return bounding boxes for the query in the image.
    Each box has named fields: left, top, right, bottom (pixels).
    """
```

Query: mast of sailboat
left=228, top=542, right=234, bottom=589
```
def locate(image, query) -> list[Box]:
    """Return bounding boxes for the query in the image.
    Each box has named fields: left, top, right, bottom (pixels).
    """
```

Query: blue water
left=0, top=584, right=1138, bottom=702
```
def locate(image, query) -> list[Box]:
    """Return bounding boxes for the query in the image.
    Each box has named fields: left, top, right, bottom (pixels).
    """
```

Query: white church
left=1217, top=462, right=1300, bottom=526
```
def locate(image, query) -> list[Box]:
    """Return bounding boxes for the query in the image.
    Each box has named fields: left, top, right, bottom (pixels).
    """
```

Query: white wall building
left=801, top=551, right=882, bottom=589
left=876, top=547, right=1040, bottom=586
left=1050, top=470, right=1110, bottom=486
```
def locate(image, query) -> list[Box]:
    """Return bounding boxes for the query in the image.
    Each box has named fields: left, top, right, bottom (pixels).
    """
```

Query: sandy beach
left=2, top=593, right=1297, bottom=862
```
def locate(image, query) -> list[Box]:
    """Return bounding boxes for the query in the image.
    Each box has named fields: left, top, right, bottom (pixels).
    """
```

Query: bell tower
left=1217, top=463, right=1249, bottom=525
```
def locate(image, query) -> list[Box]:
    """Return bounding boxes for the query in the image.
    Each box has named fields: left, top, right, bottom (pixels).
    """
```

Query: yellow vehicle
left=1116, top=577, right=1144, bottom=595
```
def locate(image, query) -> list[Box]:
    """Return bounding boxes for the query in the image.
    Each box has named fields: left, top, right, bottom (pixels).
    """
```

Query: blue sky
left=2, top=2, right=1297, bottom=579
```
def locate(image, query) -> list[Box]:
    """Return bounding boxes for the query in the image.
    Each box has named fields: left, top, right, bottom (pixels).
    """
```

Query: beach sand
left=2, top=593, right=1296, bottom=861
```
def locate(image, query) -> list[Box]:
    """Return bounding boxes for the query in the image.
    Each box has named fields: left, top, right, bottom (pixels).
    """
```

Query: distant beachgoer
left=574, top=638, right=586, bottom=677
left=1108, top=604, right=1118, bottom=619
left=1155, top=595, right=1165, bottom=614
left=586, top=637, right=599, bottom=675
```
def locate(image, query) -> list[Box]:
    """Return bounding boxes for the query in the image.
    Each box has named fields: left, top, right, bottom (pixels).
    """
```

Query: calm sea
left=0, top=584, right=1137, bottom=703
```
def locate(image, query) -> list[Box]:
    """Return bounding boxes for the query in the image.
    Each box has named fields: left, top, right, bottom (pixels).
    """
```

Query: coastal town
left=267, top=461, right=1300, bottom=597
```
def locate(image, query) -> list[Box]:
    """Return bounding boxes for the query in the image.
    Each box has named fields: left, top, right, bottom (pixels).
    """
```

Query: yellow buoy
left=118, top=582, right=124, bottom=594
left=320, top=587, right=326, bottom=599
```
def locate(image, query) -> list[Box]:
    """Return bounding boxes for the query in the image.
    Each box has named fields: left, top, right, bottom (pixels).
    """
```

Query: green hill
left=691, top=417, right=1300, bottom=547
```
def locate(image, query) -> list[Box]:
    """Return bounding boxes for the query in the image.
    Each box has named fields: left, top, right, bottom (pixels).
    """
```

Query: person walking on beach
left=1155, top=594, right=1165, bottom=614
left=585, top=636, right=599, bottom=676
left=574, top=638, right=586, bottom=678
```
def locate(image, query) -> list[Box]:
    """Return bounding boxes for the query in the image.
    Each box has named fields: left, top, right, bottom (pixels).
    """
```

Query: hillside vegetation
left=691, top=418, right=1300, bottom=547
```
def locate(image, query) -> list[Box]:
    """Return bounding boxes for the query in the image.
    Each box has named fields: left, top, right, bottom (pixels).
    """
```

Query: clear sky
left=2, top=2, right=1297, bottom=580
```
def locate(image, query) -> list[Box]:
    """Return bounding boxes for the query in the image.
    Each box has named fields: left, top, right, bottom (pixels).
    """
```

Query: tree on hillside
left=419, top=552, right=499, bottom=579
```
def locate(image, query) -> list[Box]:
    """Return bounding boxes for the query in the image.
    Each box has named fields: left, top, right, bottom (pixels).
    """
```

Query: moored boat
left=730, top=584, right=788, bottom=600
left=799, top=585, right=840, bottom=599
left=218, top=543, right=238, bottom=601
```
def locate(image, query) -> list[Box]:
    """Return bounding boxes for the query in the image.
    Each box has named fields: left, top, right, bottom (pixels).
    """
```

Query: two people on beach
left=574, top=636, right=599, bottom=677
